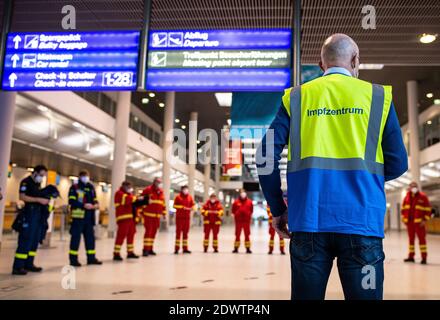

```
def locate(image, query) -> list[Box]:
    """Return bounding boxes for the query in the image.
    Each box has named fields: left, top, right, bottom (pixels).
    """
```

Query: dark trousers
left=290, top=232, right=385, bottom=300
left=13, top=208, right=43, bottom=270
left=69, top=212, right=96, bottom=263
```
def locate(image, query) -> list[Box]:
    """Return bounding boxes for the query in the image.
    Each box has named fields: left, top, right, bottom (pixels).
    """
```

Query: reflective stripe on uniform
left=116, top=214, right=133, bottom=221
left=150, top=199, right=164, bottom=204
left=28, top=251, right=36, bottom=257
left=143, top=212, right=160, bottom=218
left=69, top=250, right=78, bottom=256
left=15, top=253, right=28, bottom=259
left=87, top=250, right=96, bottom=255
left=415, top=205, right=431, bottom=212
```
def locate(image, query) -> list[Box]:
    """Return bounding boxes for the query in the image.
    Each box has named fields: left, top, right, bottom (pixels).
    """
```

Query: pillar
left=188, top=112, right=198, bottom=197
left=0, top=92, right=16, bottom=248
left=108, top=91, right=131, bottom=237
left=407, top=80, right=421, bottom=187
left=215, top=163, right=220, bottom=194
left=204, top=162, right=211, bottom=200
left=162, top=92, right=175, bottom=227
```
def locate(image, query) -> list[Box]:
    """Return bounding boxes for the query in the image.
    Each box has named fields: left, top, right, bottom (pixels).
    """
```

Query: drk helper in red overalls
left=201, top=194, right=224, bottom=253
left=267, top=206, right=285, bottom=255
left=401, top=181, right=432, bottom=264
left=173, top=185, right=195, bottom=254
left=141, top=177, right=166, bottom=256
left=113, top=181, right=140, bottom=260
left=232, top=189, right=253, bottom=254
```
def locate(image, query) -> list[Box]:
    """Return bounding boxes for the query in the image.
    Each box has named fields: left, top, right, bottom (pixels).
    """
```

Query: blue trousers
left=13, top=207, right=43, bottom=270
left=290, top=232, right=385, bottom=300
left=69, top=212, right=96, bottom=263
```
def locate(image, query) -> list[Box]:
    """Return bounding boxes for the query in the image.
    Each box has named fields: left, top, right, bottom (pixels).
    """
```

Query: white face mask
left=210, top=199, right=216, bottom=203
left=182, top=189, right=189, bottom=195
left=127, top=187, right=134, bottom=194
left=411, top=187, right=418, bottom=194
left=240, top=192, right=247, bottom=199
left=80, top=176, right=89, bottom=184
left=34, top=175, right=44, bottom=183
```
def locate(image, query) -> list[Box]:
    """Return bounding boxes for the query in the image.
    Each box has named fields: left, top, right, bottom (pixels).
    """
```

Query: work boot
left=70, top=261, right=82, bottom=267
left=87, top=258, right=103, bottom=265
left=12, top=268, right=28, bottom=275
left=113, top=255, right=123, bottom=261
left=25, top=265, right=43, bottom=272
left=148, top=250, right=157, bottom=256
left=280, top=250, right=286, bottom=255
left=204, top=247, right=208, bottom=253
left=127, top=253, right=139, bottom=259
left=421, top=259, right=427, bottom=265
left=214, top=248, right=219, bottom=253
left=174, top=250, right=179, bottom=255
left=142, top=250, right=149, bottom=257
left=246, top=248, right=252, bottom=254
left=232, top=248, right=238, bottom=253
left=183, top=250, right=192, bottom=254
left=268, top=250, right=273, bottom=255
left=404, top=257, right=415, bottom=263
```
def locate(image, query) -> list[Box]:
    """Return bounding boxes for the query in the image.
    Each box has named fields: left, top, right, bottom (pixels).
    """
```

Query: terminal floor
left=0, top=224, right=439, bottom=300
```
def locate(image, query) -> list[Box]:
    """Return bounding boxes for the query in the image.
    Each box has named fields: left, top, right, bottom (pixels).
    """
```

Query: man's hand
left=84, top=203, right=94, bottom=210
left=38, top=198, right=50, bottom=206
left=272, top=211, right=291, bottom=239
left=419, top=221, right=426, bottom=228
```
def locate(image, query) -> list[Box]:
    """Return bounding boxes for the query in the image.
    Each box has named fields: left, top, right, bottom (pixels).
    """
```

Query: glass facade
left=419, top=113, right=440, bottom=150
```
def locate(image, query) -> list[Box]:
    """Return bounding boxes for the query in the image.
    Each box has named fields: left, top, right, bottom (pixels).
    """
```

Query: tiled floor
left=0, top=223, right=439, bottom=300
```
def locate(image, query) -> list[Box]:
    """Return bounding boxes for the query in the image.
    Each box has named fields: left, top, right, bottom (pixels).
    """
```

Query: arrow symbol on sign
left=11, top=54, right=20, bottom=68
left=13, top=35, right=22, bottom=49
left=9, top=73, right=17, bottom=88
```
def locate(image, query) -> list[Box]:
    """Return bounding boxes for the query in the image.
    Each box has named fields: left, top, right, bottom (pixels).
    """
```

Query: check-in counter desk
left=426, top=217, right=440, bottom=234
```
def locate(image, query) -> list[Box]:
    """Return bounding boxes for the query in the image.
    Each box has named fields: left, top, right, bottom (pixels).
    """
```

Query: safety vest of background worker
left=267, top=206, right=285, bottom=255
left=201, top=194, right=224, bottom=253
left=68, top=170, right=102, bottom=267
left=401, top=182, right=432, bottom=264
left=232, top=189, right=253, bottom=254
left=141, top=177, right=166, bottom=256
left=173, top=185, right=195, bottom=254
left=113, top=181, right=140, bottom=261
left=12, top=165, right=48, bottom=275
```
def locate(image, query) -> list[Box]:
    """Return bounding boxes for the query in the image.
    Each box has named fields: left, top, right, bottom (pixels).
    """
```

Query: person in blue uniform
left=12, top=165, right=49, bottom=275
left=68, top=170, right=102, bottom=267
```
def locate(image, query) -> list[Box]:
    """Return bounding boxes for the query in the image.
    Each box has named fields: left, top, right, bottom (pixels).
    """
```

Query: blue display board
left=1, top=31, right=140, bottom=91
left=146, top=29, right=292, bottom=92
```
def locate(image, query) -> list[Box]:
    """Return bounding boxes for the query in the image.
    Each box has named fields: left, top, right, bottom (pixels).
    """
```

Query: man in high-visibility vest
left=267, top=206, right=285, bottom=255
left=141, top=177, right=166, bottom=256
left=257, top=34, right=408, bottom=300
left=173, top=185, right=195, bottom=254
left=401, top=181, right=432, bottom=264
left=201, top=193, right=224, bottom=252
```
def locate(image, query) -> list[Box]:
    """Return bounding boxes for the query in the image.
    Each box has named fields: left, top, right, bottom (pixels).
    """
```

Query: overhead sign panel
left=146, top=29, right=291, bottom=92
left=2, top=31, right=140, bottom=91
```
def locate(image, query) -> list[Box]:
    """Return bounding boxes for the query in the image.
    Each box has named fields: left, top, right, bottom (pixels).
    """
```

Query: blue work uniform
left=68, top=181, right=98, bottom=263
left=13, top=176, right=45, bottom=270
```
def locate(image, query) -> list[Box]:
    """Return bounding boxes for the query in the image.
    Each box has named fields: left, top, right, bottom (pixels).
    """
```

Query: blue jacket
left=257, top=68, right=408, bottom=238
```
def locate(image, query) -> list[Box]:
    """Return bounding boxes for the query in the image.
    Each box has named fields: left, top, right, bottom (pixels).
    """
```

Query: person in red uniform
left=401, top=181, right=432, bottom=264
left=232, top=189, right=253, bottom=254
left=141, top=177, right=166, bottom=256
left=267, top=206, right=285, bottom=255
left=173, top=185, right=195, bottom=254
left=113, top=181, right=140, bottom=261
left=201, top=194, right=224, bottom=253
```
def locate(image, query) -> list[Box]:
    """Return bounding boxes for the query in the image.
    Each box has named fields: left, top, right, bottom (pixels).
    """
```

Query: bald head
left=319, top=34, right=360, bottom=77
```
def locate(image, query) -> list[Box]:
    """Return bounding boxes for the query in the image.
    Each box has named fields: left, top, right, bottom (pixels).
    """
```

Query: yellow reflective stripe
left=415, top=205, right=431, bottom=212
left=203, top=221, right=209, bottom=224
left=215, top=221, right=221, bottom=225
left=425, top=215, right=431, bottom=220
left=402, top=205, right=410, bottom=210
left=15, top=253, right=28, bottom=259
left=71, top=209, right=85, bottom=218
left=150, top=199, right=164, bottom=204
left=69, top=250, right=78, bottom=255
left=121, top=194, right=127, bottom=206
left=144, top=212, right=160, bottom=218
left=174, top=205, right=184, bottom=209
left=115, top=203, right=121, bottom=208
left=87, top=250, right=96, bottom=255
left=116, top=214, right=132, bottom=221
left=28, top=251, right=36, bottom=257
left=69, top=195, right=77, bottom=200
left=414, top=218, right=422, bottom=223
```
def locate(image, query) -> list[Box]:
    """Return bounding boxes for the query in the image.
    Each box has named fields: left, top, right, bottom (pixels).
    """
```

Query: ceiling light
left=359, top=64, right=384, bottom=70
left=59, top=133, right=84, bottom=147
left=428, top=162, right=435, bottom=168
left=181, top=125, right=186, bottom=129
left=149, top=92, right=156, bottom=98
left=142, top=98, right=149, bottom=104
left=197, top=140, right=201, bottom=144
left=175, top=119, right=180, bottom=123
left=12, top=163, right=17, bottom=167
left=427, top=120, right=432, bottom=125
left=89, top=145, right=111, bottom=157
left=134, top=116, right=139, bottom=122
left=215, top=92, right=233, bottom=107
left=434, top=99, right=440, bottom=105
left=72, top=121, right=82, bottom=128
left=227, top=119, right=232, bottom=126
left=37, top=105, right=49, bottom=112
left=426, top=93, right=434, bottom=99
left=159, top=102, right=165, bottom=108
left=419, top=33, right=437, bottom=44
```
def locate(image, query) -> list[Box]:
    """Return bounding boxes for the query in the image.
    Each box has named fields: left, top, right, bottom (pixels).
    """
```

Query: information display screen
left=146, top=29, right=292, bottom=92
left=1, top=31, right=140, bottom=91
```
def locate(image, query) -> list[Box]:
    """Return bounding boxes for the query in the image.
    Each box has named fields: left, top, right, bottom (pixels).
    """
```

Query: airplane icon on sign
left=168, top=32, right=183, bottom=47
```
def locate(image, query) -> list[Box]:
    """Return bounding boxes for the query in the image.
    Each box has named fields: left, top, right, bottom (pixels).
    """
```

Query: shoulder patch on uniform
left=20, top=185, right=27, bottom=192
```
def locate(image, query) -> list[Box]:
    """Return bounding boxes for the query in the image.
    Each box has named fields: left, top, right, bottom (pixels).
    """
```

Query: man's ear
left=351, top=54, right=357, bottom=69
left=319, top=60, right=325, bottom=72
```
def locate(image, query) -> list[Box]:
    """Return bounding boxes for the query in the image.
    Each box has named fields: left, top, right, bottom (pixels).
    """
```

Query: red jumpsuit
left=232, top=197, right=253, bottom=249
left=401, top=191, right=432, bottom=260
left=201, top=200, right=224, bottom=251
left=141, top=185, right=166, bottom=252
left=173, top=193, right=195, bottom=252
left=114, top=188, right=136, bottom=256
left=267, top=206, right=285, bottom=254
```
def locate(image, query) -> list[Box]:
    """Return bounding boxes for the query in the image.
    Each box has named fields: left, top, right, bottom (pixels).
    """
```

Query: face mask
left=182, top=189, right=189, bottom=195
left=34, top=175, right=43, bottom=183
left=210, top=199, right=216, bottom=203
left=80, top=176, right=89, bottom=184
left=411, top=187, right=418, bottom=194
left=240, top=192, right=246, bottom=199
left=127, top=187, right=134, bottom=194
